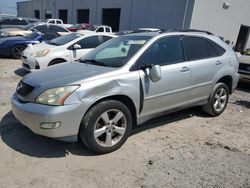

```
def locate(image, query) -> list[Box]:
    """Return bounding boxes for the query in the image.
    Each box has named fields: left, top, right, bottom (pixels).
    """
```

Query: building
left=17, top=0, right=250, bottom=52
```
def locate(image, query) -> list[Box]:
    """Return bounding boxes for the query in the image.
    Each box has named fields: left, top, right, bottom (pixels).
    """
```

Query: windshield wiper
left=79, top=59, right=108, bottom=67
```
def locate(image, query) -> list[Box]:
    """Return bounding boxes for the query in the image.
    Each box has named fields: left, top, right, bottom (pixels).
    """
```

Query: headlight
left=36, top=85, right=79, bottom=106
left=32, top=49, right=49, bottom=57
left=0, top=32, right=8, bottom=37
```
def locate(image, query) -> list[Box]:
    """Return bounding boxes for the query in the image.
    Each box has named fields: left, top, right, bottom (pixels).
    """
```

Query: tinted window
left=1, top=19, right=12, bottom=25
left=208, top=40, right=226, bottom=56
left=184, top=36, right=222, bottom=60
left=102, top=36, right=113, bottom=43
left=48, top=20, right=54, bottom=24
left=96, top=27, right=104, bottom=32
left=106, top=27, right=111, bottom=32
left=50, top=25, right=68, bottom=32
left=33, top=25, right=47, bottom=32
left=139, top=36, right=184, bottom=66
left=25, top=31, right=40, bottom=39
left=56, top=20, right=62, bottom=24
left=12, top=19, right=27, bottom=25
left=42, top=33, right=59, bottom=40
left=77, top=36, right=100, bottom=49
left=50, top=33, right=80, bottom=46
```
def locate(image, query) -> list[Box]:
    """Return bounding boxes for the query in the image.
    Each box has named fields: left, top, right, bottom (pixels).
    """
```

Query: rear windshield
left=49, top=33, right=81, bottom=46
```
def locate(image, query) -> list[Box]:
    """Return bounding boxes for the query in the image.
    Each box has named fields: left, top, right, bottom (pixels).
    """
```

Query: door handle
left=180, top=66, right=190, bottom=72
left=216, top=60, right=222, bottom=65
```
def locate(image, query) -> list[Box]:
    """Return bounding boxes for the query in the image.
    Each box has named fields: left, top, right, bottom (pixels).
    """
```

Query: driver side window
left=138, top=36, right=184, bottom=67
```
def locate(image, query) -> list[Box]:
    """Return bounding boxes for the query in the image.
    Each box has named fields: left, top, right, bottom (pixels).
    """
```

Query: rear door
left=183, top=36, right=226, bottom=102
left=137, top=36, right=191, bottom=116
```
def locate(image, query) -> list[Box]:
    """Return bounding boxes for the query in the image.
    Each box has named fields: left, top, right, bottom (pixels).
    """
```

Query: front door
left=137, top=36, right=190, bottom=117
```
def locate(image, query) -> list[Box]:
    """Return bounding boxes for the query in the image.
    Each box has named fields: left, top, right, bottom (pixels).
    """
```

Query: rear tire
left=48, top=59, right=66, bottom=66
left=11, top=45, right=25, bottom=59
left=80, top=100, right=132, bottom=154
left=202, top=83, right=229, bottom=116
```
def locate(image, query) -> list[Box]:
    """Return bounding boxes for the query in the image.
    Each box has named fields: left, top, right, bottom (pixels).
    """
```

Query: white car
left=77, top=25, right=113, bottom=34
left=21, top=33, right=116, bottom=71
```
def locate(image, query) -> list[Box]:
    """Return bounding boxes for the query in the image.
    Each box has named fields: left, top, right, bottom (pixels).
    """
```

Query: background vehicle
left=68, top=23, right=93, bottom=32
left=21, top=33, right=116, bottom=71
left=78, top=25, right=112, bottom=34
left=12, top=30, right=239, bottom=154
left=0, top=16, right=39, bottom=29
left=46, top=18, right=72, bottom=29
left=238, top=48, right=250, bottom=82
left=0, top=31, right=60, bottom=59
left=0, top=24, right=70, bottom=38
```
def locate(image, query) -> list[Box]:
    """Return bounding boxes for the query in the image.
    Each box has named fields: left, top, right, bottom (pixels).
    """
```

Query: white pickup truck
left=77, top=25, right=113, bottom=34
left=46, top=19, right=72, bottom=28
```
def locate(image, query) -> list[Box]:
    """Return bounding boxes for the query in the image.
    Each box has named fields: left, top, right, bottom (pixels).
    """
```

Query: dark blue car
left=0, top=31, right=60, bottom=59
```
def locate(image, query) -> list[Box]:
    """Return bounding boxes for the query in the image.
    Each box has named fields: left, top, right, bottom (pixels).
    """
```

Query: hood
left=0, top=36, right=26, bottom=43
left=24, top=42, right=55, bottom=53
left=239, top=55, right=250, bottom=65
left=23, top=62, right=115, bottom=88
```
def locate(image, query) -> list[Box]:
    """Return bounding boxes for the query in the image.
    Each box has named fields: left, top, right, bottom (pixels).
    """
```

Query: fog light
left=40, top=122, right=61, bottom=129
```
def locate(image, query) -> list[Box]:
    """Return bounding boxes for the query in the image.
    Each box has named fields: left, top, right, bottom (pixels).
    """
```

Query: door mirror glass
left=149, top=65, right=161, bottom=82
left=73, top=44, right=81, bottom=50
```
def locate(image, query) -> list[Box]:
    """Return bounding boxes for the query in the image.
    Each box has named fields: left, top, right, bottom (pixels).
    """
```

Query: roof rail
left=163, top=29, right=214, bottom=35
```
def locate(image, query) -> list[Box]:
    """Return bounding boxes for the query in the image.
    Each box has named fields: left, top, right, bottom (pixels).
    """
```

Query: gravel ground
left=0, top=59, right=249, bottom=188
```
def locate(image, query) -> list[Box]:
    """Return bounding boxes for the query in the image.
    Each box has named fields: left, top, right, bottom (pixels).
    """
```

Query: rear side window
left=208, top=40, right=226, bottom=56
left=106, top=27, right=111, bottom=32
left=183, top=36, right=224, bottom=60
left=77, top=36, right=100, bottom=49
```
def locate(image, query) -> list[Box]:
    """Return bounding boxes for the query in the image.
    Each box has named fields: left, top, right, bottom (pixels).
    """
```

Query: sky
left=0, top=0, right=25, bottom=15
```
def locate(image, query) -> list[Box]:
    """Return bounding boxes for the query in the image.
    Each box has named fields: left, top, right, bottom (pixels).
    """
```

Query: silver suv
left=12, top=30, right=239, bottom=154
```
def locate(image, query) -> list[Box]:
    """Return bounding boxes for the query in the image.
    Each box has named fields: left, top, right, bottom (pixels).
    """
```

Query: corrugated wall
left=190, top=0, right=250, bottom=48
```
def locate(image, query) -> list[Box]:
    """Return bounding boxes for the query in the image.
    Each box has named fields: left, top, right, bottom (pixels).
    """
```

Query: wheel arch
left=81, top=95, right=137, bottom=131
left=48, top=58, right=67, bottom=66
left=216, top=75, right=233, bottom=94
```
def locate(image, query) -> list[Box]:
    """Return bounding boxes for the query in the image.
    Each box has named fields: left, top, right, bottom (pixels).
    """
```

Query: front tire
left=11, top=45, right=25, bottom=59
left=80, top=100, right=132, bottom=154
left=202, top=83, right=229, bottom=116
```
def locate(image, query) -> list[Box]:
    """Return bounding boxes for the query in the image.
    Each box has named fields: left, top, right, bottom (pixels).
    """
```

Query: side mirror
left=149, top=65, right=161, bottom=82
left=73, top=44, right=81, bottom=50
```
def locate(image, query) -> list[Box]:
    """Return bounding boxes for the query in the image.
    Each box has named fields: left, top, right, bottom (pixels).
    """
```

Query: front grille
left=16, top=81, right=35, bottom=97
left=239, top=63, right=250, bottom=71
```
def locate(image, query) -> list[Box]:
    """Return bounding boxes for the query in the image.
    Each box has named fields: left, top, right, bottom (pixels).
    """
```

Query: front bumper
left=11, top=93, right=84, bottom=142
left=238, top=70, right=250, bottom=81
left=0, top=47, right=11, bottom=57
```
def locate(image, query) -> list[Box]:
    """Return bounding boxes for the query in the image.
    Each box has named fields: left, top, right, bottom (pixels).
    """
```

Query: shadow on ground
left=0, top=111, right=94, bottom=158
left=14, top=68, right=29, bottom=77
left=0, top=108, right=207, bottom=158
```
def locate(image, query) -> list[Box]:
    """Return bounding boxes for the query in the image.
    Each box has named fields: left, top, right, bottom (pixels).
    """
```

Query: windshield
left=25, top=31, right=40, bottom=39
left=23, top=23, right=35, bottom=30
left=80, top=35, right=152, bottom=68
left=244, top=49, right=250, bottom=56
left=49, top=33, right=80, bottom=46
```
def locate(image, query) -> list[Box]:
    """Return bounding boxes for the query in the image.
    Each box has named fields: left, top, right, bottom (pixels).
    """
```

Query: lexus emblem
left=17, top=82, right=23, bottom=91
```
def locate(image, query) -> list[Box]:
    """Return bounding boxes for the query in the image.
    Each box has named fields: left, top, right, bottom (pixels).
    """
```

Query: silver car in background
left=11, top=30, right=239, bottom=154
